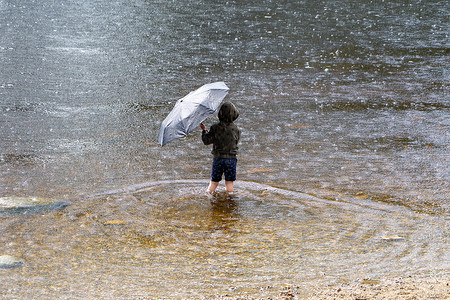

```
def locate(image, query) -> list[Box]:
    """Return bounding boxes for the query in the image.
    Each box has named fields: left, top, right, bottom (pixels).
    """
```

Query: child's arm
left=200, top=123, right=215, bottom=145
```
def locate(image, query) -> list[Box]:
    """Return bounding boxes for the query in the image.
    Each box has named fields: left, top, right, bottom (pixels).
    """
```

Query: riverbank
left=309, top=274, right=450, bottom=300
left=208, top=274, right=450, bottom=299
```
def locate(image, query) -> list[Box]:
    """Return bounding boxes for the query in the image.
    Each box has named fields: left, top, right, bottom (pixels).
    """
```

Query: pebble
left=381, top=235, right=404, bottom=241
left=0, top=255, right=23, bottom=269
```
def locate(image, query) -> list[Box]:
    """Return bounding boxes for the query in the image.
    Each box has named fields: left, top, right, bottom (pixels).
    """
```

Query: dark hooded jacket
left=202, top=102, right=241, bottom=158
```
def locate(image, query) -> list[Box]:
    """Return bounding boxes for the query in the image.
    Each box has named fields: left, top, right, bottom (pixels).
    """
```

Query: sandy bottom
left=207, top=274, right=449, bottom=300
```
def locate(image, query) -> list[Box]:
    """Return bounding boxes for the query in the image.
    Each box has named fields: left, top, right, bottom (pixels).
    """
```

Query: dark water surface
left=1, top=0, right=449, bottom=298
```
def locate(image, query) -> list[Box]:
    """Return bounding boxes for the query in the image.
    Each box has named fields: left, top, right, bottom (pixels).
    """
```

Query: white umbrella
left=158, top=82, right=229, bottom=146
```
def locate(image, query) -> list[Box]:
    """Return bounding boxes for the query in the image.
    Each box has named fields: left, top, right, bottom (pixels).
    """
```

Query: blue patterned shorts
left=211, top=158, right=237, bottom=182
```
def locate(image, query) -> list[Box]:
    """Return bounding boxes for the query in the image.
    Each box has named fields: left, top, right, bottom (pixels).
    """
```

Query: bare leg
left=225, top=181, right=234, bottom=193
left=207, top=181, right=220, bottom=193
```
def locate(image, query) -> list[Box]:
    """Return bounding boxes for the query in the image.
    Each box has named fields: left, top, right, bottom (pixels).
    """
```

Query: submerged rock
left=0, top=197, right=68, bottom=213
left=0, top=255, right=23, bottom=269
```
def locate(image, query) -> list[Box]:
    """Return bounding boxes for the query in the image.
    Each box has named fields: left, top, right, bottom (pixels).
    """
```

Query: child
left=200, top=102, right=241, bottom=193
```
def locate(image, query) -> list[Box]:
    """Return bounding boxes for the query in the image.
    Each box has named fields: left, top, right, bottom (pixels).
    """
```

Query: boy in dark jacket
left=200, top=102, right=241, bottom=193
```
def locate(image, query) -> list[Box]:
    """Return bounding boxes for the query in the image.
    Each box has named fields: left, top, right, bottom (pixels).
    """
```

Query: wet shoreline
left=309, top=274, right=450, bottom=300
left=204, top=274, right=450, bottom=299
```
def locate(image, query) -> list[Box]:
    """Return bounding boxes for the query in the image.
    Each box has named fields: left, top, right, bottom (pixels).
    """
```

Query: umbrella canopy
left=158, top=82, right=230, bottom=146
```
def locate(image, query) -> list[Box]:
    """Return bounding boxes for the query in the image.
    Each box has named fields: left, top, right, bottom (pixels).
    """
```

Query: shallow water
left=0, top=0, right=449, bottom=298
left=1, top=180, right=448, bottom=298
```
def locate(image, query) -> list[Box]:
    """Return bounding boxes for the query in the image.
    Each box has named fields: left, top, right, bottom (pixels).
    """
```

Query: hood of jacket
left=218, top=102, right=239, bottom=123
